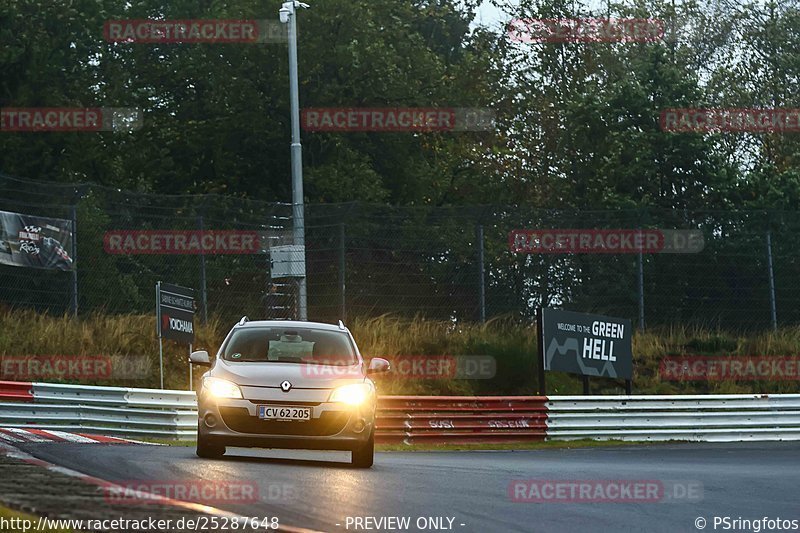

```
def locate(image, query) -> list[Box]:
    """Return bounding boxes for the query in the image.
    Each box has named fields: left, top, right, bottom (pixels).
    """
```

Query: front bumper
left=198, top=392, right=375, bottom=451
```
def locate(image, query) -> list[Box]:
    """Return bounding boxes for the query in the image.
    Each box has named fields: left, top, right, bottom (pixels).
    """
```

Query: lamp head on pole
left=279, top=4, right=292, bottom=23
left=279, top=1, right=309, bottom=24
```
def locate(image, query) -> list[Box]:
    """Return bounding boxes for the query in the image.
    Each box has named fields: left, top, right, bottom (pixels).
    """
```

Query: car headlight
left=203, top=377, right=243, bottom=399
left=329, top=383, right=373, bottom=405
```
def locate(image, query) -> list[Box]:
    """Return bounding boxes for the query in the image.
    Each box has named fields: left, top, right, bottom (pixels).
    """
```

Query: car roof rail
left=338, top=320, right=346, bottom=330
left=238, top=316, right=249, bottom=326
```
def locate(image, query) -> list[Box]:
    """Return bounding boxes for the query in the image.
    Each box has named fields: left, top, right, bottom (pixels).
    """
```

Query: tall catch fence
left=1, top=173, right=798, bottom=331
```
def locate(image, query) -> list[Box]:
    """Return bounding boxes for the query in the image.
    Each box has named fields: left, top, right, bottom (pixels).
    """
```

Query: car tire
left=196, top=426, right=226, bottom=459
left=351, top=429, right=374, bottom=468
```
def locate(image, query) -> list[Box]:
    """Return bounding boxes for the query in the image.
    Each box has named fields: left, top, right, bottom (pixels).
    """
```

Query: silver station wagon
left=190, top=318, right=390, bottom=468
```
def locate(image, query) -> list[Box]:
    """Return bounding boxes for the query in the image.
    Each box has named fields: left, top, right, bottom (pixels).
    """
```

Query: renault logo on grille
left=280, top=380, right=292, bottom=392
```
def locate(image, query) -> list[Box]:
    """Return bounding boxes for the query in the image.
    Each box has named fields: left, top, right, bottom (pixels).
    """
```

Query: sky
left=471, top=0, right=658, bottom=28
left=473, top=1, right=510, bottom=29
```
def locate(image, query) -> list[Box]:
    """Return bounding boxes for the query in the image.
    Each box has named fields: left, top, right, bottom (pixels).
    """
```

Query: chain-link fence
left=1, top=172, right=798, bottom=331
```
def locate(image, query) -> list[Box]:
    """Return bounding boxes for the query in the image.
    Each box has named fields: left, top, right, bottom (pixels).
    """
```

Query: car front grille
left=246, top=399, right=321, bottom=407
left=219, top=407, right=350, bottom=436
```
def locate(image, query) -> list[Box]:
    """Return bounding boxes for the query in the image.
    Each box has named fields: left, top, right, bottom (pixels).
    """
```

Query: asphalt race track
left=15, top=441, right=800, bottom=532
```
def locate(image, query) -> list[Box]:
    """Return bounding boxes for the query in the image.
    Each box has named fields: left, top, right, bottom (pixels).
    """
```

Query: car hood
left=210, top=359, right=366, bottom=389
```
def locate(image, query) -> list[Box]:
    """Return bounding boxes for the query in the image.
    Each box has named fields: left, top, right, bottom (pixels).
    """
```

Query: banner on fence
left=0, top=210, right=73, bottom=271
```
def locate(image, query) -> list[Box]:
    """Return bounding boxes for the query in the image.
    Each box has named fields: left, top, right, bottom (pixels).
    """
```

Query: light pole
left=279, top=1, right=308, bottom=320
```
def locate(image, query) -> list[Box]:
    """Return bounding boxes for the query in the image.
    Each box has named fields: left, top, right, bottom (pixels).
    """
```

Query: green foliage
left=0, top=0, right=496, bottom=206
left=3, top=0, right=800, bottom=332
left=3, top=0, right=800, bottom=208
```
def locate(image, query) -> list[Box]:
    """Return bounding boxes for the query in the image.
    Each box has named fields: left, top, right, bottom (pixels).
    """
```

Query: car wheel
left=196, top=426, right=225, bottom=459
left=351, top=429, right=374, bottom=468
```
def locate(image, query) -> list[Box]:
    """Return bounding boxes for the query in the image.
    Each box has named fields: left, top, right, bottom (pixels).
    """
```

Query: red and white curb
left=0, top=439, right=320, bottom=533
left=0, top=439, right=241, bottom=515
left=0, top=428, right=158, bottom=445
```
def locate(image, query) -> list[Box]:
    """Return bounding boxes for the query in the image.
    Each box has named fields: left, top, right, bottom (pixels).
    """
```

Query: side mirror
left=189, top=350, right=211, bottom=367
left=367, top=357, right=391, bottom=375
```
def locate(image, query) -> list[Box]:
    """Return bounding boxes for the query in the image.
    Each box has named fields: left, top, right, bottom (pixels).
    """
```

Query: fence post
left=637, top=234, right=645, bottom=332
left=766, top=230, right=777, bottom=331
left=339, top=223, right=346, bottom=321
left=70, top=202, right=78, bottom=317
left=476, top=224, right=486, bottom=323
left=198, top=215, right=208, bottom=323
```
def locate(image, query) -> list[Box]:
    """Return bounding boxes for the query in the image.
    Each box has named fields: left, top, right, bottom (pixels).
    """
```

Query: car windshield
left=222, top=327, right=357, bottom=366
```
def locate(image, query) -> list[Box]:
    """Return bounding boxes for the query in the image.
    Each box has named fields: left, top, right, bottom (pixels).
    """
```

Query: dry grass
left=0, top=309, right=225, bottom=390
left=348, top=314, right=539, bottom=395
left=1, top=309, right=798, bottom=394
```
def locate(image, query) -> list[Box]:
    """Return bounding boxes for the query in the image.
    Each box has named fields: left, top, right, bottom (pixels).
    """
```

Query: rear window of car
left=221, top=327, right=357, bottom=366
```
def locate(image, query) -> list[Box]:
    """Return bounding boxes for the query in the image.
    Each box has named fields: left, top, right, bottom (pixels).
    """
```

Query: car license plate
left=258, top=405, right=311, bottom=421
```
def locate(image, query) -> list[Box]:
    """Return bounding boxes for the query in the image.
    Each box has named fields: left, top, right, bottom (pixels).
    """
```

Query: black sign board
left=156, top=282, right=195, bottom=344
left=540, top=308, right=633, bottom=380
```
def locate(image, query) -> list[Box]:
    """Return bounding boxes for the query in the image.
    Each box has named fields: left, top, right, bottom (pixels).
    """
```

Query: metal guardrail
left=0, top=381, right=33, bottom=402
left=376, top=396, right=548, bottom=444
left=2, top=382, right=799, bottom=443
left=0, top=382, right=550, bottom=443
left=0, top=382, right=197, bottom=439
left=547, top=394, right=800, bottom=442
left=29, top=383, right=197, bottom=409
